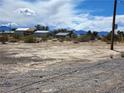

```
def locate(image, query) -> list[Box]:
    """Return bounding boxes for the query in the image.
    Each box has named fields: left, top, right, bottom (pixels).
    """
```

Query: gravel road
left=0, top=42, right=124, bottom=93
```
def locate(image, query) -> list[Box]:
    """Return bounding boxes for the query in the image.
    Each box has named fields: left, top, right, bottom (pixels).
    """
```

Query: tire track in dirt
left=5, top=60, right=119, bottom=93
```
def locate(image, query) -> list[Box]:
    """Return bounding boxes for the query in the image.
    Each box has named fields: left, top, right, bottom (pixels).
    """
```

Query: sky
left=0, top=0, right=124, bottom=31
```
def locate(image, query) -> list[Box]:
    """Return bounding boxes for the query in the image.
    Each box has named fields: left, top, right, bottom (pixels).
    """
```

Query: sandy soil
left=0, top=41, right=124, bottom=93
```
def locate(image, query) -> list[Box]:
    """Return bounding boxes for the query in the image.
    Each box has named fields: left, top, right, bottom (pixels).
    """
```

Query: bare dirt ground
left=0, top=41, right=124, bottom=93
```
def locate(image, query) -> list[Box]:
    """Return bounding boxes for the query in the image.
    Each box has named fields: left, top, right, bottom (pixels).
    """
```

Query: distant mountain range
left=98, top=31, right=109, bottom=36
left=0, top=26, right=11, bottom=31
left=74, top=30, right=109, bottom=36
left=74, top=30, right=87, bottom=36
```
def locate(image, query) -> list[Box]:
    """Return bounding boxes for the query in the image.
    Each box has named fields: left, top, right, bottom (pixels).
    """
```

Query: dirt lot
left=0, top=41, right=124, bottom=93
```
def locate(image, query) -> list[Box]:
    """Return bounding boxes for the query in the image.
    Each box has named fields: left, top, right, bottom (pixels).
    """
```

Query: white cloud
left=0, top=0, right=124, bottom=31
left=15, top=8, right=36, bottom=16
left=73, top=15, right=124, bottom=31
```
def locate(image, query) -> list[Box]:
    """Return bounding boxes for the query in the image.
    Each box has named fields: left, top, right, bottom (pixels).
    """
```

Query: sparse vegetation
left=8, top=37, right=18, bottom=43
left=41, top=35, right=49, bottom=42
left=0, top=35, right=8, bottom=43
left=102, top=31, right=124, bottom=43
left=12, top=34, right=22, bottom=40
left=1, top=25, right=124, bottom=44
left=24, top=35, right=37, bottom=43
left=0, top=42, right=124, bottom=93
left=74, top=31, right=98, bottom=42
left=76, top=35, right=90, bottom=42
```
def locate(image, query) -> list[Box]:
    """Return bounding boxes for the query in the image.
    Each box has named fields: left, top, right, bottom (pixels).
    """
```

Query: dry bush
left=24, top=35, right=37, bottom=43
left=0, top=35, right=8, bottom=43
left=8, top=37, right=18, bottom=42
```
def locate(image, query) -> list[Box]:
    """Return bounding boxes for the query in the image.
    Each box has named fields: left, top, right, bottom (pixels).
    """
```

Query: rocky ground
left=0, top=41, right=124, bottom=93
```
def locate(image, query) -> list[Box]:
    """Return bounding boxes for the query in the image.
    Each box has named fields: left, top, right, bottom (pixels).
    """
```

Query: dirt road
left=0, top=42, right=124, bottom=93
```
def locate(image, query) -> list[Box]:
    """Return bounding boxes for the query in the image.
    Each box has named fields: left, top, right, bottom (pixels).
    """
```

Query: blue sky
left=0, top=0, right=124, bottom=31
left=77, top=0, right=124, bottom=16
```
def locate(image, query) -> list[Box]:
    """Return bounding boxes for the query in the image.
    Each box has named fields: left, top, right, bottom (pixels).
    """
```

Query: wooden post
left=111, top=0, right=117, bottom=50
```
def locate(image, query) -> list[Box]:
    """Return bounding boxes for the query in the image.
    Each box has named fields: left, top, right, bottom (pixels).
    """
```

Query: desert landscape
left=0, top=41, right=124, bottom=93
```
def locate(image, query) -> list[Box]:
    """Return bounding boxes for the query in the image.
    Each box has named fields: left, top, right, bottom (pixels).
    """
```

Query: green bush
left=24, top=35, right=36, bottom=43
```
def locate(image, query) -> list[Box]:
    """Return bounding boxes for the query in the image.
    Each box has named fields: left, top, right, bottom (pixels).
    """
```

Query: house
left=33, top=30, right=49, bottom=37
left=55, top=31, right=74, bottom=38
left=15, top=28, right=35, bottom=36
left=56, top=32, right=69, bottom=37
left=56, top=32, right=70, bottom=37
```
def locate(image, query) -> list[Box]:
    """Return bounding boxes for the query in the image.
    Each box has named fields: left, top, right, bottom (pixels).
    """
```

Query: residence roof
left=56, top=32, right=69, bottom=36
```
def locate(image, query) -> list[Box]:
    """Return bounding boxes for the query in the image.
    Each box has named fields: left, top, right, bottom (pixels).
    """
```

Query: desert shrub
left=103, top=31, right=119, bottom=42
left=57, top=37, right=65, bottom=42
left=0, top=35, right=8, bottom=43
left=12, top=34, right=21, bottom=40
left=41, top=35, right=49, bottom=42
left=56, top=36, right=72, bottom=42
left=8, top=34, right=22, bottom=42
left=24, top=35, right=36, bottom=43
left=41, top=34, right=52, bottom=42
left=64, top=37, right=72, bottom=41
left=58, top=38, right=63, bottom=42
left=76, top=35, right=92, bottom=42
left=101, top=37, right=109, bottom=42
left=8, top=37, right=18, bottom=42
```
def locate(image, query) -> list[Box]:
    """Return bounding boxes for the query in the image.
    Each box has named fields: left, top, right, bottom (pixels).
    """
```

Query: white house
left=56, top=32, right=70, bottom=36
left=34, top=30, right=49, bottom=37
left=55, top=32, right=71, bottom=38
left=15, top=28, right=34, bottom=36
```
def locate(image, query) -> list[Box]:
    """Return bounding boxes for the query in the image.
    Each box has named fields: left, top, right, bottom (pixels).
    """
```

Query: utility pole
left=111, top=0, right=117, bottom=50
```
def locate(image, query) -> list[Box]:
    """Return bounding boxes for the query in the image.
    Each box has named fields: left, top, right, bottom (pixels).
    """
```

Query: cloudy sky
left=0, top=0, right=124, bottom=31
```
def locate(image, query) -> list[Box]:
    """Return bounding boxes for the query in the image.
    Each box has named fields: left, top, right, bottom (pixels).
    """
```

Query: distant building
left=55, top=31, right=75, bottom=38
left=56, top=32, right=70, bottom=37
left=15, top=28, right=35, bottom=36
left=33, top=30, right=49, bottom=37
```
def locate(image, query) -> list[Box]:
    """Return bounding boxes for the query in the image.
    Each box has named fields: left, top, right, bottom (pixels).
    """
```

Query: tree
left=35, top=24, right=41, bottom=30
left=92, top=31, right=98, bottom=40
left=35, top=24, right=49, bottom=30
left=46, top=26, right=49, bottom=30
left=104, top=31, right=118, bottom=42
left=117, top=30, right=124, bottom=42
left=87, top=30, right=92, bottom=35
left=92, top=31, right=98, bottom=37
